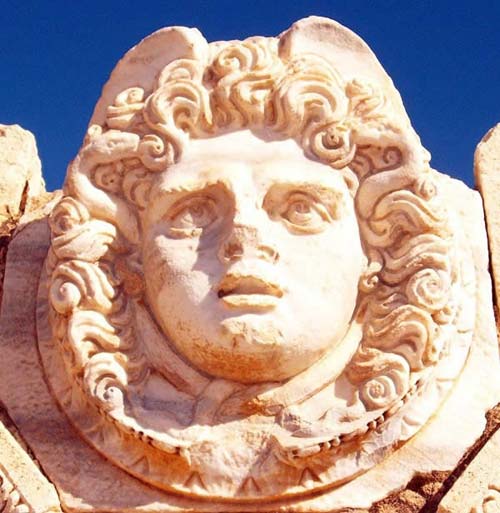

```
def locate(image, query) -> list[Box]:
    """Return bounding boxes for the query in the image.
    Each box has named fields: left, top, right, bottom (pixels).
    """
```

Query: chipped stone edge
left=1, top=202, right=63, bottom=513
left=475, top=123, right=500, bottom=308
left=0, top=415, right=61, bottom=513
left=430, top=125, right=500, bottom=513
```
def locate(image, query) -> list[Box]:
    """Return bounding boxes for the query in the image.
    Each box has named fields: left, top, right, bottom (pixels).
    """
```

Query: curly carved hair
left=47, top=37, right=458, bottom=435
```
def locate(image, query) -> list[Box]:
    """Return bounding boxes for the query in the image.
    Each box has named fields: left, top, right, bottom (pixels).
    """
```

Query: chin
left=209, top=320, right=317, bottom=382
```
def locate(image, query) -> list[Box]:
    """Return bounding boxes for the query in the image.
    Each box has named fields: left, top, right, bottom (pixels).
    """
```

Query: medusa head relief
left=38, top=18, right=476, bottom=501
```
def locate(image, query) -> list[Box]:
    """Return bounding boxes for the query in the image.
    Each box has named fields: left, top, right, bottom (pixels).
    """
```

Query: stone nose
left=218, top=224, right=279, bottom=264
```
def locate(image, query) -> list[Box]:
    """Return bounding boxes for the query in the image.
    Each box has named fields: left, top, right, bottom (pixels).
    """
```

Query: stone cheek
left=0, top=15, right=498, bottom=513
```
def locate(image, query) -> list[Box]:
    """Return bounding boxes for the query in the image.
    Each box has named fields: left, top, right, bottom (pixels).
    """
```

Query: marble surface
left=0, top=16, right=498, bottom=513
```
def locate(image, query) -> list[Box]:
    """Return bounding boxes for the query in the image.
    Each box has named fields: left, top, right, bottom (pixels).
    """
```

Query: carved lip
left=217, top=274, right=283, bottom=310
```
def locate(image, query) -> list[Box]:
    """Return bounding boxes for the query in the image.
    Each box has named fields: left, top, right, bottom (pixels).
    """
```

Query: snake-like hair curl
left=47, top=36, right=458, bottom=440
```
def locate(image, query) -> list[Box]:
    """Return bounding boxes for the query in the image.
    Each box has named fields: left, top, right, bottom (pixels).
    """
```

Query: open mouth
left=217, top=274, right=283, bottom=310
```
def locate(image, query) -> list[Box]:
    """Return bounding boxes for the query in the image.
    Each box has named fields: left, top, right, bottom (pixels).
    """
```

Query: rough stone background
left=0, top=125, right=54, bottom=305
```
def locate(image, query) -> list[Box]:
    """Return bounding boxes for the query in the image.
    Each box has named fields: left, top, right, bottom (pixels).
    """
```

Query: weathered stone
left=0, top=125, right=45, bottom=228
left=0, top=406, right=61, bottom=513
left=0, top=125, right=60, bottom=512
left=427, top=125, right=500, bottom=513
left=0, top=16, right=499, bottom=513
left=438, top=428, right=500, bottom=512
left=0, top=125, right=53, bottom=306
left=475, top=124, right=500, bottom=306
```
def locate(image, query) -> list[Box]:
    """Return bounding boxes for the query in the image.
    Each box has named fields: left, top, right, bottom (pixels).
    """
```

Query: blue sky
left=1, top=1, right=499, bottom=190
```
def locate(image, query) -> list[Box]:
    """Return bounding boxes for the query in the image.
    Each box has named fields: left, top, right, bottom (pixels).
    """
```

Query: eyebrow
left=155, top=179, right=230, bottom=198
left=156, top=177, right=343, bottom=196
left=266, top=180, right=344, bottom=193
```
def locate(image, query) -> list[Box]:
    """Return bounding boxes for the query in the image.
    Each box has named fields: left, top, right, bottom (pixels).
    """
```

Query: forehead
left=155, top=130, right=347, bottom=191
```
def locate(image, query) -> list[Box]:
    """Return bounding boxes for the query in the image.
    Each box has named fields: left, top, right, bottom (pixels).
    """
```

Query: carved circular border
left=37, top=33, right=477, bottom=500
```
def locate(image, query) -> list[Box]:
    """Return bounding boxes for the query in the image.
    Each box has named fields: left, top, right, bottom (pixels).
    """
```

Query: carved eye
left=168, top=196, right=218, bottom=236
left=281, top=193, right=331, bottom=233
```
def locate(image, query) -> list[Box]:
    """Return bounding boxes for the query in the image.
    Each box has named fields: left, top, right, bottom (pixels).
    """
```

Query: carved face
left=40, top=22, right=474, bottom=503
left=142, top=130, right=365, bottom=382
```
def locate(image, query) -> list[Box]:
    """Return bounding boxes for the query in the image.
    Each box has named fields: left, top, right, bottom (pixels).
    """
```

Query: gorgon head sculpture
left=39, top=17, right=474, bottom=501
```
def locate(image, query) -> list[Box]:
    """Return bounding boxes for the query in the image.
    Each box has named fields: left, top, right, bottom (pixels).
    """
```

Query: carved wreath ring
left=37, top=20, right=476, bottom=501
